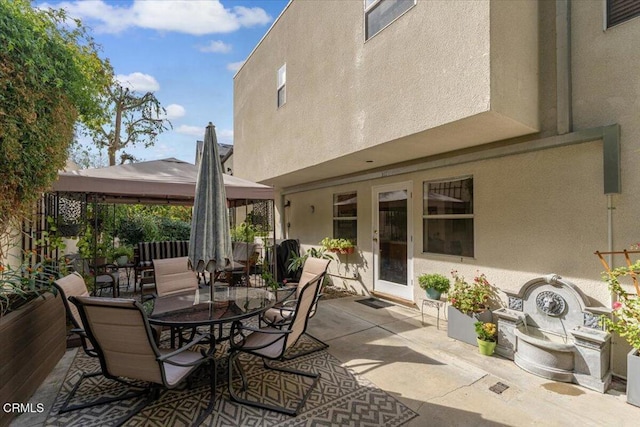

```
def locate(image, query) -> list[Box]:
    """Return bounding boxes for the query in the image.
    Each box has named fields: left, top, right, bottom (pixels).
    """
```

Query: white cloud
left=218, top=129, right=234, bottom=140
left=233, top=6, right=272, bottom=27
left=176, top=125, right=206, bottom=138
left=116, top=72, right=160, bottom=92
left=227, top=61, right=245, bottom=72
left=175, top=125, right=232, bottom=141
left=164, top=104, right=186, bottom=120
left=39, top=1, right=132, bottom=33
left=151, top=143, right=178, bottom=159
left=199, top=40, right=232, bottom=53
left=40, top=0, right=272, bottom=35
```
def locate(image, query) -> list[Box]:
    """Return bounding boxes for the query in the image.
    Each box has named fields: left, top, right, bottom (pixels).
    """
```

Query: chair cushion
left=232, top=242, right=258, bottom=262
left=54, top=273, right=90, bottom=328
left=153, top=257, right=198, bottom=297
left=159, top=348, right=205, bottom=387
left=242, top=327, right=287, bottom=359
left=262, top=307, right=291, bottom=325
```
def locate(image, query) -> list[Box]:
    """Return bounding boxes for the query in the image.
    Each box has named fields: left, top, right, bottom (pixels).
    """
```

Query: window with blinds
left=607, top=0, right=640, bottom=28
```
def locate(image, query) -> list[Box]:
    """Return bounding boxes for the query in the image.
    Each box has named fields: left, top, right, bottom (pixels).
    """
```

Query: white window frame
left=423, top=176, right=474, bottom=258
left=277, top=63, right=286, bottom=108
left=364, top=0, right=416, bottom=41
left=333, top=191, right=357, bottom=243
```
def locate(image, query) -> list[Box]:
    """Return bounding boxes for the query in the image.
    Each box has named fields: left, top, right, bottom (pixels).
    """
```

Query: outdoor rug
left=44, top=334, right=418, bottom=426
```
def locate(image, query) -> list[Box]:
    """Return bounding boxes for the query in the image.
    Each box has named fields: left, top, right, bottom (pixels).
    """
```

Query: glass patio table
left=148, top=285, right=276, bottom=345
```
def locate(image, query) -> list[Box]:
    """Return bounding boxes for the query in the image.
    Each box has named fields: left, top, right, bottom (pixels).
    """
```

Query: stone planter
left=627, top=349, right=640, bottom=407
left=447, top=306, right=492, bottom=347
left=0, top=292, right=66, bottom=427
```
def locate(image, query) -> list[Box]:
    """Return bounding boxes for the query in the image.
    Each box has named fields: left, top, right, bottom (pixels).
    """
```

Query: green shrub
left=418, top=273, right=451, bottom=293
left=0, top=0, right=111, bottom=234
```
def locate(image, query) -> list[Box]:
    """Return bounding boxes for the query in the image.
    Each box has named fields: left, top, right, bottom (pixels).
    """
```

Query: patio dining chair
left=260, top=257, right=331, bottom=358
left=153, top=257, right=200, bottom=346
left=216, top=242, right=260, bottom=285
left=53, top=272, right=97, bottom=358
left=227, top=272, right=324, bottom=416
left=153, top=257, right=199, bottom=297
left=67, top=254, right=119, bottom=298
left=63, top=296, right=216, bottom=426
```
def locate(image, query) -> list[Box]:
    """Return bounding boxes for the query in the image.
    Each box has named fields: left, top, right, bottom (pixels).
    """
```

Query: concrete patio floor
left=310, top=296, right=636, bottom=427
left=13, top=296, right=638, bottom=426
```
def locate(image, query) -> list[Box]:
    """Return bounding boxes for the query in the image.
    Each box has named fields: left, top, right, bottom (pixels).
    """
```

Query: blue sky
left=38, top=0, right=290, bottom=165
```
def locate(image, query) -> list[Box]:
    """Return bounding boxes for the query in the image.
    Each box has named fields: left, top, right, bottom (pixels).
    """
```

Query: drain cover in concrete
left=489, top=382, right=510, bottom=394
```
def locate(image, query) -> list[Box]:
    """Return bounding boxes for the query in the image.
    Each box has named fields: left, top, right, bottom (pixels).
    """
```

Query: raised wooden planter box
left=0, top=292, right=65, bottom=427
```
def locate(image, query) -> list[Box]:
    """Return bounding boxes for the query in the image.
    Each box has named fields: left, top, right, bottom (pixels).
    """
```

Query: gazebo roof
left=52, top=158, right=273, bottom=205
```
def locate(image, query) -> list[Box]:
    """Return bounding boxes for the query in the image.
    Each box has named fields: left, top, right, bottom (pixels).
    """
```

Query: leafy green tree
left=87, top=84, right=172, bottom=166
left=113, top=205, right=192, bottom=246
left=0, top=0, right=112, bottom=235
left=69, top=144, right=109, bottom=169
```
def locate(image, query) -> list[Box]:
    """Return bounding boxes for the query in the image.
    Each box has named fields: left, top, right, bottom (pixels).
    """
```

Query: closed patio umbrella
left=188, top=123, right=233, bottom=295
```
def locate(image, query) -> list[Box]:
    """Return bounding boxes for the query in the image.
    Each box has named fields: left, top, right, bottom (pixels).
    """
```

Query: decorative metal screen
left=56, top=193, right=87, bottom=237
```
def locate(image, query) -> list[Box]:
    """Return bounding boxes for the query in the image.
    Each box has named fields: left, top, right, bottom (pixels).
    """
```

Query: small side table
left=117, top=262, right=135, bottom=290
left=421, top=297, right=446, bottom=329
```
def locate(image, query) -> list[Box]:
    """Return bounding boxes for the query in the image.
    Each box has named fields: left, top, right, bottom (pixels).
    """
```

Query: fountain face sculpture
left=495, top=275, right=612, bottom=393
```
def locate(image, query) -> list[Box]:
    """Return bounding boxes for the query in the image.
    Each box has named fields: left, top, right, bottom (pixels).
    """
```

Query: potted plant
left=231, top=222, right=257, bottom=243
left=320, top=237, right=355, bottom=254
left=446, top=270, right=494, bottom=346
left=474, top=321, right=497, bottom=355
left=109, top=245, right=133, bottom=266
left=76, top=227, right=109, bottom=265
left=418, top=273, right=450, bottom=300
left=600, top=259, right=640, bottom=407
left=288, top=247, right=333, bottom=287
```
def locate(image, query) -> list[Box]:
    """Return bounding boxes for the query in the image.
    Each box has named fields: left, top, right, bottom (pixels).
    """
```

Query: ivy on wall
left=0, top=0, right=112, bottom=234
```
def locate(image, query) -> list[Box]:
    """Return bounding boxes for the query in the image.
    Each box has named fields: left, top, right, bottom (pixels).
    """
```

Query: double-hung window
left=333, top=192, right=357, bottom=243
left=423, top=177, right=474, bottom=257
left=277, top=64, right=286, bottom=108
left=365, top=0, right=416, bottom=40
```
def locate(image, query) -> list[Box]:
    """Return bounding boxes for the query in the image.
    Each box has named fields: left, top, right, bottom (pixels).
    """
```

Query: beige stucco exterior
left=234, top=0, right=539, bottom=188
left=234, top=0, right=640, bottom=377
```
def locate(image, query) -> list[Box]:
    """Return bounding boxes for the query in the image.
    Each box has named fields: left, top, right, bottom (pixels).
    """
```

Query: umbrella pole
left=271, top=199, right=277, bottom=285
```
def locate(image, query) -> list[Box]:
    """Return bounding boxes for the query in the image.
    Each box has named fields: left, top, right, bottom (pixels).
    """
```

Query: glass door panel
left=373, top=183, right=413, bottom=300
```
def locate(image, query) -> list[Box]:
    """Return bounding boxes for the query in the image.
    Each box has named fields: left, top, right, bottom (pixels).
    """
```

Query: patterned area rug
left=45, top=334, right=417, bottom=426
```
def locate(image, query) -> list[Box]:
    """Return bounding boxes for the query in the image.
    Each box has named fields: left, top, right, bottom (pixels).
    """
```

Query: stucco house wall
left=233, top=0, right=638, bottom=376
left=234, top=0, right=539, bottom=187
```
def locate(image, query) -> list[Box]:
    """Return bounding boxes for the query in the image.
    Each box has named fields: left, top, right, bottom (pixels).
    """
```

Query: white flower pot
left=627, top=349, right=640, bottom=407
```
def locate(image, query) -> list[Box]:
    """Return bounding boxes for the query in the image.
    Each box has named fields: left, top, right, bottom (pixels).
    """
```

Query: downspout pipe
left=556, top=0, right=572, bottom=135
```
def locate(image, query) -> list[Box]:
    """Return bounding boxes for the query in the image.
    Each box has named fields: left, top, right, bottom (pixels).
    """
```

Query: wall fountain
left=495, top=274, right=612, bottom=392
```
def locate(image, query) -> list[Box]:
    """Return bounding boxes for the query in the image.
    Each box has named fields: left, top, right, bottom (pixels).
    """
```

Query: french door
left=372, top=182, right=413, bottom=300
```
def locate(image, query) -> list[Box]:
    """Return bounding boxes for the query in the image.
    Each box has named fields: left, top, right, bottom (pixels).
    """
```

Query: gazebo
left=41, top=158, right=276, bottom=288
left=53, top=157, right=273, bottom=205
